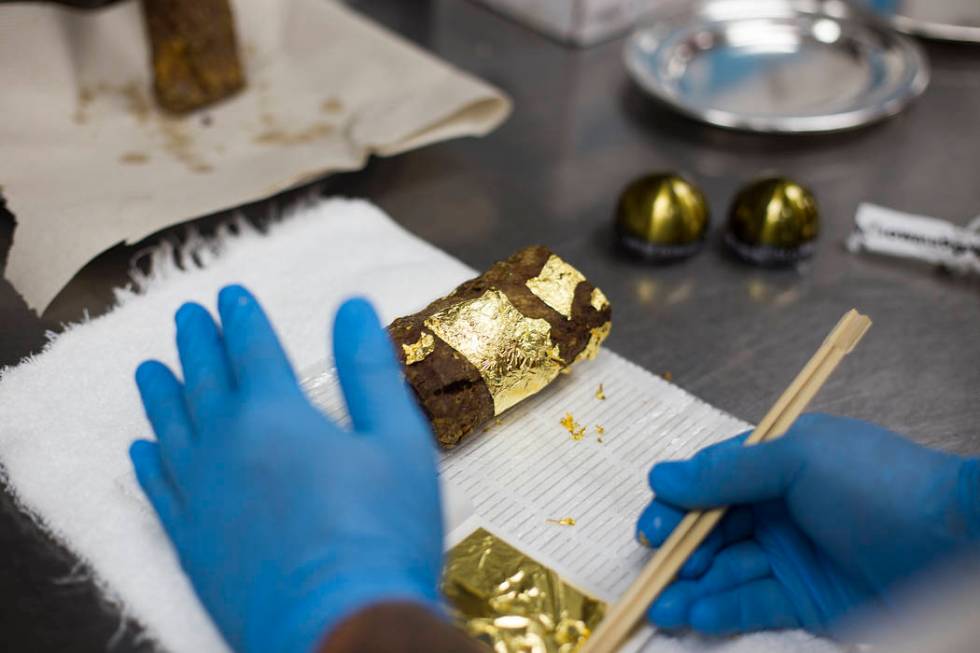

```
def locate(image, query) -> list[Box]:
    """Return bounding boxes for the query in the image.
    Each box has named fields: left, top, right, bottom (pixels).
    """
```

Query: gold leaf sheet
left=525, top=255, right=586, bottom=319
left=424, top=289, right=564, bottom=415
left=402, top=331, right=435, bottom=365
left=443, top=528, right=606, bottom=653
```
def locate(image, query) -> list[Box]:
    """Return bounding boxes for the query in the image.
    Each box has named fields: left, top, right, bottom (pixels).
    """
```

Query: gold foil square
left=590, top=288, right=609, bottom=312
left=443, top=528, right=606, bottom=653
left=526, top=255, right=586, bottom=319
left=424, top=289, right=564, bottom=415
left=402, top=331, right=435, bottom=365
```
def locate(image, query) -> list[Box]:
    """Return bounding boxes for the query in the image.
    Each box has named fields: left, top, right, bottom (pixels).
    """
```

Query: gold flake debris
left=590, top=287, right=610, bottom=311
left=560, top=413, right=587, bottom=441
left=525, top=255, right=586, bottom=319
left=425, top=289, right=564, bottom=415
left=321, top=97, right=344, bottom=113
left=595, top=425, right=605, bottom=443
left=595, top=384, right=606, bottom=400
left=662, top=371, right=673, bottom=382
left=402, top=331, right=435, bottom=365
left=547, top=517, right=577, bottom=526
left=254, top=122, right=334, bottom=146
left=119, top=151, right=149, bottom=165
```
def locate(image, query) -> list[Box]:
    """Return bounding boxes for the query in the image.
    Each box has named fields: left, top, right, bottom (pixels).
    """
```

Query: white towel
left=0, top=200, right=840, bottom=652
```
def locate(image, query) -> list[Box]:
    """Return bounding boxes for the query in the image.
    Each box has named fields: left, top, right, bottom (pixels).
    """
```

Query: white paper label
left=847, top=204, right=980, bottom=275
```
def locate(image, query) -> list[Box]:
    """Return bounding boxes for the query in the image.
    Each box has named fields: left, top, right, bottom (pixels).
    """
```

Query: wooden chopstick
left=582, top=309, right=872, bottom=653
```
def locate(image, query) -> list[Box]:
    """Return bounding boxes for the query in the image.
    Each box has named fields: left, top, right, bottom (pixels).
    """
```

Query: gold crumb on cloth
left=402, top=331, right=435, bottom=365
left=560, top=413, right=587, bottom=441
left=547, top=517, right=577, bottom=526
left=595, top=425, right=605, bottom=443
left=425, top=289, right=564, bottom=416
left=442, top=528, right=605, bottom=653
left=595, top=384, right=606, bottom=401
left=525, top=255, right=586, bottom=319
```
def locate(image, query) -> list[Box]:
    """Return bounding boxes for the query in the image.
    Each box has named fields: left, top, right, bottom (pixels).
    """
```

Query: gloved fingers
left=646, top=432, right=749, bottom=494
left=645, top=432, right=747, bottom=501
left=175, top=303, right=234, bottom=428
left=647, top=579, right=699, bottom=630
left=635, top=500, right=715, bottom=577
left=130, top=440, right=184, bottom=538
left=648, top=541, right=775, bottom=631
left=681, top=507, right=755, bottom=577
left=696, top=540, right=772, bottom=594
left=135, top=360, right=196, bottom=482
left=636, top=499, right=683, bottom=548
left=687, top=578, right=799, bottom=636
left=637, top=502, right=754, bottom=579
left=333, top=297, right=428, bottom=437
left=649, top=435, right=800, bottom=509
left=217, top=285, right=298, bottom=396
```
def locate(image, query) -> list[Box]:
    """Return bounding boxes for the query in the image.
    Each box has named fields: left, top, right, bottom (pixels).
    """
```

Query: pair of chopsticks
left=582, top=309, right=872, bottom=653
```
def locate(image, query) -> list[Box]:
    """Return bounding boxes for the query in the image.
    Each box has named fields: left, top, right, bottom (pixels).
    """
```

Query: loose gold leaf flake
left=402, top=331, right=435, bottom=365
left=662, top=371, right=673, bottom=382
left=595, top=425, right=605, bottom=435
left=547, top=517, right=577, bottom=526
left=525, top=255, right=586, bottom=319
left=590, top=287, right=610, bottom=311
left=595, top=383, right=606, bottom=400
left=560, top=412, right=587, bottom=441
left=425, top=289, right=564, bottom=415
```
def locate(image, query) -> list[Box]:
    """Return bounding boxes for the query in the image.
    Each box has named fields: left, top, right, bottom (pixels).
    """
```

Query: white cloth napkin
left=0, top=0, right=510, bottom=312
left=0, top=200, right=839, bottom=652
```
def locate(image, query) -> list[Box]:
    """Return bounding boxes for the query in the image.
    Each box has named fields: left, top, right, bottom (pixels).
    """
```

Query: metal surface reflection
left=863, top=0, right=980, bottom=42
left=625, top=0, right=929, bottom=133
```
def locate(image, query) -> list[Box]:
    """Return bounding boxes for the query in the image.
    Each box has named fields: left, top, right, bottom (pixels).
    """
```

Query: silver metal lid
left=625, top=0, right=930, bottom=134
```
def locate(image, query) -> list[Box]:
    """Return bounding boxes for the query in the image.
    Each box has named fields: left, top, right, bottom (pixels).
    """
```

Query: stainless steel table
left=0, top=1, right=977, bottom=649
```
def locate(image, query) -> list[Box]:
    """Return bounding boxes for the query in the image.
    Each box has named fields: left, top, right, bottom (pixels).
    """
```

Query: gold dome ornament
left=726, top=177, right=819, bottom=265
left=615, top=173, right=710, bottom=262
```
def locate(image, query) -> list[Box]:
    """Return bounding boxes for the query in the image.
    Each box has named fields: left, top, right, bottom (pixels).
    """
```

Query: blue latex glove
left=636, top=413, right=980, bottom=637
left=130, top=286, right=443, bottom=653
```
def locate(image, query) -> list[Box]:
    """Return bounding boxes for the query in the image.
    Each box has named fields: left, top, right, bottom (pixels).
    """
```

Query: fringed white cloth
left=0, top=200, right=841, bottom=653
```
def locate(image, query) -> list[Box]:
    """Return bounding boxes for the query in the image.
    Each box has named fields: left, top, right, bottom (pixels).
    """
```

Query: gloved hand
left=130, top=285, right=443, bottom=653
left=636, top=413, right=980, bottom=637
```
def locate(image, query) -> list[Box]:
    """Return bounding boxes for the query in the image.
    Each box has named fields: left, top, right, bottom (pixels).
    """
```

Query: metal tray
left=869, top=0, right=980, bottom=43
left=625, top=0, right=930, bottom=133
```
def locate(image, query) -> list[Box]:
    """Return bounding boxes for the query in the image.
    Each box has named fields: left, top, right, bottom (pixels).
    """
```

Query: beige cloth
left=0, top=0, right=510, bottom=313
